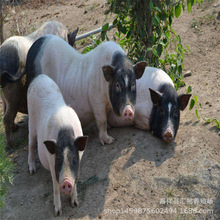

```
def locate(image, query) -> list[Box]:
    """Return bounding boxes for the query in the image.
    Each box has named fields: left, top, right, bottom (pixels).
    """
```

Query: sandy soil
left=0, top=0, right=220, bottom=219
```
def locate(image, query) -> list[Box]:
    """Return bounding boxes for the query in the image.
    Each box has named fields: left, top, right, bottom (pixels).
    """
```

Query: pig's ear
left=102, top=65, right=114, bottom=82
left=178, top=94, right=192, bottom=111
left=75, top=136, right=89, bottom=152
left=133, top=61, right=147, bottom=79
left=68, top=27, right=79, bottom=47
left=44, top=140, right=57, bottom=154
left=149, top=88, right=162, bottom=106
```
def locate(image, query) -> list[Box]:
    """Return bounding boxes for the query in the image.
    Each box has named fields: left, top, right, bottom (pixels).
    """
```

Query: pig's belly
left=38, top=142, right=50, bottom=171
left=75, top=109, right=95, bottom=128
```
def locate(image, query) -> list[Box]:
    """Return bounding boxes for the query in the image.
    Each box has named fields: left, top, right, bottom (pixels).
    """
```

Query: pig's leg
left=28, top=120, right=37, bottom=174
left=71, top=183, right=78, bottom=207
left=3, top=102, right=20, bottom=147
left=49, top=159, right=62, bottom=216
left=93, top=105, right=114, bottom=145
left=2, top=83, right=23, bottom=147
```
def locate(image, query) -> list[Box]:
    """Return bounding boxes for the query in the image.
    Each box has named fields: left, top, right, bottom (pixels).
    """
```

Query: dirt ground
left=0, top=0, right=220, bottom=219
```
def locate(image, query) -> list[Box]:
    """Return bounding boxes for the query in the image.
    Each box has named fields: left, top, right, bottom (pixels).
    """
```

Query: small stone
left=184, top=70, right=192, bottom=77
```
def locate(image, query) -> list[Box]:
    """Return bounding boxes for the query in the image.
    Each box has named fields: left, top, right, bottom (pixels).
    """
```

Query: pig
left=25, top=35, right=147, bottom=145
left=0, top=20, right=79, bottom=148
left=107, top=67, right=191, bottom=143
left=28, top=74, right=88, bottom=216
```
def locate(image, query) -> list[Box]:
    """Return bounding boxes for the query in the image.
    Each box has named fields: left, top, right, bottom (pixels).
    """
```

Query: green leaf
left=169, top=15, right=173, bottom=26
left=101, top=32, right=106, bottom=41
left=213, top=118, right=220, bottom=129
left=195, top=109, right=200, bottom=120
left=189, top=98, right=195, bottom=110
left=149, top=0, right=154, bottom=11
left=187, top=86, right=192, bottom=94
left=175, top=3, right=182, bottom=18
left=152, top=49, right=158, bottom=57
left=171, top=7, right=175, bottom=18
left=155, top=7, right=161, bottom=13
left=113, top=18, right=118, bottom=26
left=152, top=17, right=158, bottom=26
left=193, top=95, right=198, bottom=105
left=155, top=15, right=161, bottom=24
left=156, top=44, right=163, bottom=57
left=165, top=31, right=170, bottom=39
left=187, top=0, right=192, bottom=13
left=102, top=23, right=109, bottom=31
left=121, top=26, right=127, bottom=34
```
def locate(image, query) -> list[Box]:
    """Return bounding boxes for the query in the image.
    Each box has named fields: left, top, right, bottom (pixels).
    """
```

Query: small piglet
left=108, top=67, right=191, bottom=142
left=28, top=74, right=88, bottom=216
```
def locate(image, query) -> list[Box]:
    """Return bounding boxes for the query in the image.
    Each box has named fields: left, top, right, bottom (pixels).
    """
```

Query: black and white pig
left=28, top=74, right=88, bottom=216
left=26, top=35, right=147, bottom=145
left=107, top=67, right=191, bottom=143
left=0, top=20, right=78, bottom=148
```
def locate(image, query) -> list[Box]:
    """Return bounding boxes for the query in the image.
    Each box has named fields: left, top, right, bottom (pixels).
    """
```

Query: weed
left=0, top=117, right=14, bottom=209
left=166, top=188, right=175, bottom=197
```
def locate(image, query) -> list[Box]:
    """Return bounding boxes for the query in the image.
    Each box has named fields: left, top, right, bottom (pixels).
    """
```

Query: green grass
left=0, top=117, right=14, bottom=209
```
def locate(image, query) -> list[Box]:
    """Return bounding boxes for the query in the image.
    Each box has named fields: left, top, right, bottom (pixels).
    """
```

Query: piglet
left=27, top=74, right=88, bottom=216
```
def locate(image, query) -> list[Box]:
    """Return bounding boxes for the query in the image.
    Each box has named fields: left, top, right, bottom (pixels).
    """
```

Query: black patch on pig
left=149, top=83, right=180, bottom=140
left=54, top=127, right=80, bottom=183
left=26, top=35, right=48, bottom=86
left=0, top=44, right=20, bottom=87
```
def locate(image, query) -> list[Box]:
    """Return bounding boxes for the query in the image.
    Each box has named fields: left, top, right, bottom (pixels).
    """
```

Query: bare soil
left=0, top=0, right=220, bottom=220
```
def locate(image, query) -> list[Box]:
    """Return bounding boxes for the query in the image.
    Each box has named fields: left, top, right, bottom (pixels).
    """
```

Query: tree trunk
left=145, top=1, right=153, bottom=64
left=0, top=0, right=4, bottom=44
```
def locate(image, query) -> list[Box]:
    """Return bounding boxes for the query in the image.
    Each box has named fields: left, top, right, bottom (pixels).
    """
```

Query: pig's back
left=136, top=67, right=174, bottom=104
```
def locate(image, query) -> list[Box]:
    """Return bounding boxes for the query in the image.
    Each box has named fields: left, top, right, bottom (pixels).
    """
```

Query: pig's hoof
left=28, top=163, right=36, bottom=174
left=71, top=198, right=78, bottom=207
left=100, top=135, right=114, bottom=145
left=55, top=207, right=62, bottom=216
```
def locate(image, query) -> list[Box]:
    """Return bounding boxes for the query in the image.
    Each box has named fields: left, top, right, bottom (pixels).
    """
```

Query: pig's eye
left=115, top=82, right=121, bottom=92
left=131, top=82, right=136, bottom=91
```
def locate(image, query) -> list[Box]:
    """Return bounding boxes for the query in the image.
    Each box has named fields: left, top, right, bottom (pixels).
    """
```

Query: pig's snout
left=163, top=128, right=173, bottom=143
left=122, top=105, right=134, bottom=121
left=61, top=179, right=73, bottom=195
